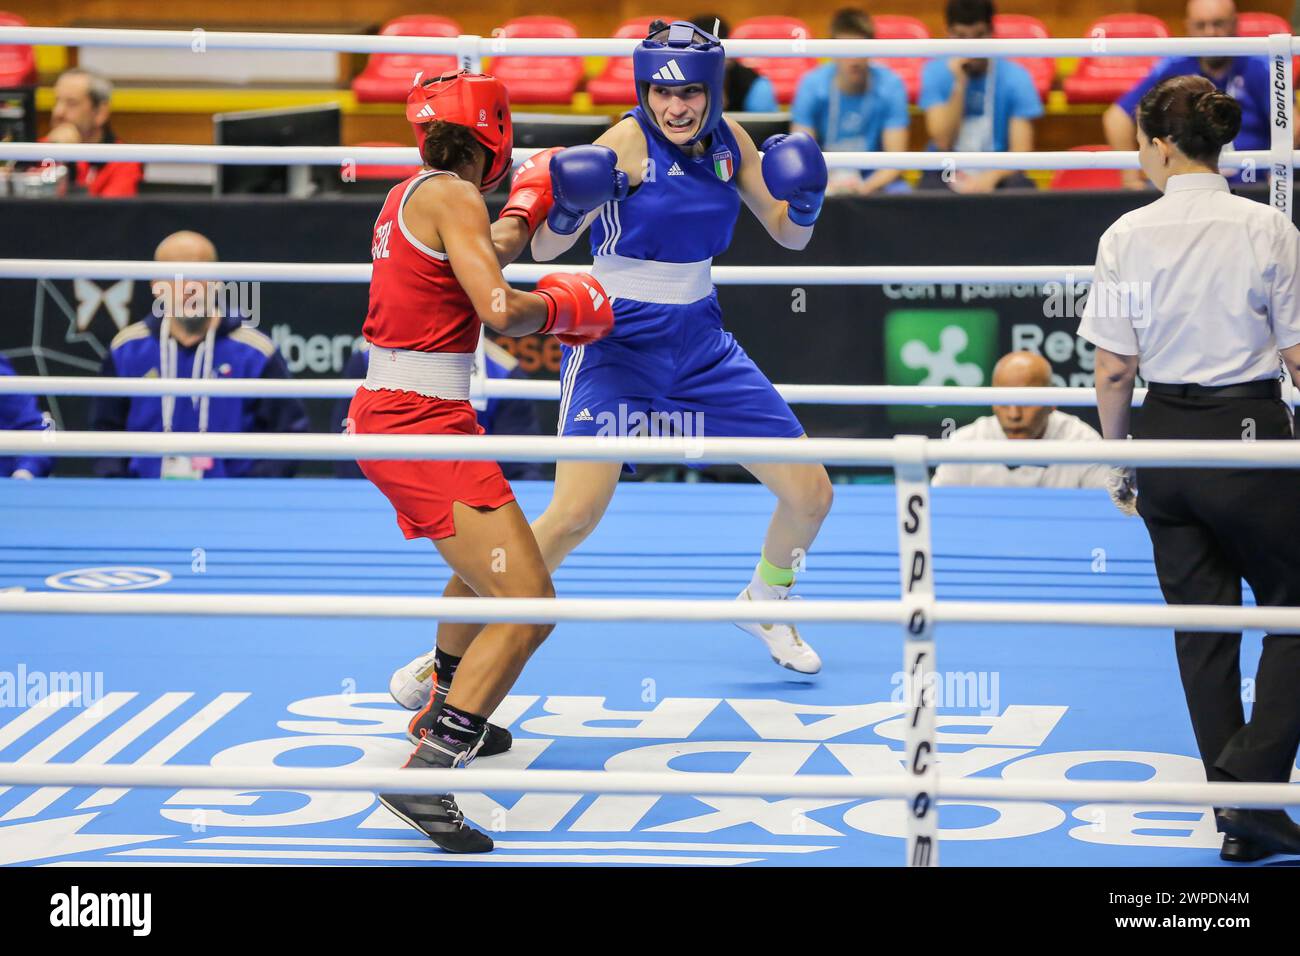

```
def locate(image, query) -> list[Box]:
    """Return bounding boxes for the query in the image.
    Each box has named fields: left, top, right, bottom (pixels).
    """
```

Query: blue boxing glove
left=760, top=132, right=828, bottom=227
left=547, top=145, right=630, bottom=236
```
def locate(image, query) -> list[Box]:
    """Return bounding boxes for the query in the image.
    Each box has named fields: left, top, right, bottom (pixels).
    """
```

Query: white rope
left=825, top=149, right=1292, bottom=172
left=0, top=143, right=423, bottom=166
left=0, top=25, right=1292, bottom=58
left=0, top=376, right=1152, bottom=408
left=3, top=431, right=1299, bottom=468
left=0, top=762, right=1295, bottom=807
left=0, top=259, right=1091, bottom=284
left=2, top=141, right=1292, bottom=172
left=3, top=592, right=1300, bottom=633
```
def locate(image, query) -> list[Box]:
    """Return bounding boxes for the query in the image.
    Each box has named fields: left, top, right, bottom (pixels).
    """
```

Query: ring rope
left=1, top=142, right=1294, bottom=172
left=3, top=431, right=1299, bottom=468
left=3, top=592, right=1300, bottom=633
left=0, top=377, right=1154, bottom=407
left=0, top=25, right=1291, bottom=59
left=0, top=762, right=1294, bottom=808
left=0, top=259, right=1093, bottom=284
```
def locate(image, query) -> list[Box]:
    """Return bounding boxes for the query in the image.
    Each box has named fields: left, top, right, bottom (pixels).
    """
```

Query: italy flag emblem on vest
left=712, top=149, right=734, bottom=181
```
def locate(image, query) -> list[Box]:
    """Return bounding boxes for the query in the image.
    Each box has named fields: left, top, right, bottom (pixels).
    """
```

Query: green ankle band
left=758, top=552, right=795, bottom=588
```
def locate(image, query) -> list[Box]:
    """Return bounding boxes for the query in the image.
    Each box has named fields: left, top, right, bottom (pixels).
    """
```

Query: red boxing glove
left=534, top=272, right=615, bottom=347
left=499, top=147, right=562, bottom=234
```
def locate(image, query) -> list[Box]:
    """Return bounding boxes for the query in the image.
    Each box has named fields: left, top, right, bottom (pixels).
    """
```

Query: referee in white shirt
left=1078, top=75, right=1300, bottom=861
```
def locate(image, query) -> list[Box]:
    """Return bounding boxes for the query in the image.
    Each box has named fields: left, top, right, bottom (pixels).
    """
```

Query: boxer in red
left=350, top=70, right=613, bottom=853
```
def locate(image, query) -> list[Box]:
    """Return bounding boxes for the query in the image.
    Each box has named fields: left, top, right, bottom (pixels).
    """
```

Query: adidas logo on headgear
left=415, top=104, right=436, bottom=119
left=652, top=59, right=688, bottom=82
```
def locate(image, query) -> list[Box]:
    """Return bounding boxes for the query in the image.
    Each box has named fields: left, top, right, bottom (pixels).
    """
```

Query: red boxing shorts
left=348, top=387, right=515, bottom=541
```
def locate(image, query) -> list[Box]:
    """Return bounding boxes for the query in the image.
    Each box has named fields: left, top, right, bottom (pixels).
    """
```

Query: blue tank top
left=589, top=107, right=742, bottom=263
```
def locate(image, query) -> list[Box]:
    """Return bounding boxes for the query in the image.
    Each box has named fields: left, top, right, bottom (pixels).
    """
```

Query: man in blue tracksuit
left=92, top=230, right=309, bottom=479
left=0, top=354, right=54, bottom=479
left=92, top=310, right=310, bottom=478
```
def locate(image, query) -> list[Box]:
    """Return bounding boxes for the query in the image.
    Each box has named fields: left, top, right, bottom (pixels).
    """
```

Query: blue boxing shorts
left=556, top=291, right=805, bottom=449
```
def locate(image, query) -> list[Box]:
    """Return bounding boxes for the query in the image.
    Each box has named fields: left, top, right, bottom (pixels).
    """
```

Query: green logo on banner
left=883, top=309, right=998, bottom=425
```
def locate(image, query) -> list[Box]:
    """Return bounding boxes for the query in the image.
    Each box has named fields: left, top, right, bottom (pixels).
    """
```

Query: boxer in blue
left=390, top=21, right=831, bottom=733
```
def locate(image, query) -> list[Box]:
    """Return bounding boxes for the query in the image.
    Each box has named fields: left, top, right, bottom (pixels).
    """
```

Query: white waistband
left=591, top=254, right=713, bottom=305
left=363, top=346, right=473, bottom=400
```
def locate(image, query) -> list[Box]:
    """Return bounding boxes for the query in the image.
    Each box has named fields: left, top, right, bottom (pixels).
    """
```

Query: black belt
left=1145, top=380, right=1281, bottom=400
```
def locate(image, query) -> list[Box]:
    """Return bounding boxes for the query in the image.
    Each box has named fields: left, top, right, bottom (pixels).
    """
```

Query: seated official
left=91, top=231, right=309, bottom=479
left=1103, top=0, right=1298, bottom=189
left=791, top=7, right=911, bottom=196
left=333, top=338, right=544, bottom=481
left=46, top=69, right=143, bottom=197
left=932, top=351, right=1110, bottom=488
left=0, top=355, right=54, bottom=480
left=918, top=0, right=1043, bottom=193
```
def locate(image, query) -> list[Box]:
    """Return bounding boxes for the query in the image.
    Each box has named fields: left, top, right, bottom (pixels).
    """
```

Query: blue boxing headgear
left=632, top=20, right=725, bottom=146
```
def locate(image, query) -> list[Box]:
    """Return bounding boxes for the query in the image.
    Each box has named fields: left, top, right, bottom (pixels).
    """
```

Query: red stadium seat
left=870, top=15, right=929, bottom=104
left=587, top=16, right=677, bottom=105
left=730, top=16, right=818, bottom=105
left=1235, top=12, right=1291, bottom=36
left=1063, top=14, right=1170, bottom=105
left=0, top=11, right=37, bottom=88
left=350, top=142, right=423, bottom=181
left=993, top=13, right=1053, bottom=101
left=489, top=17, right=585, bottom=106
left=1236, top=11, right=1298, bottom=77
left=1049, top=145, right=1124, bottom=191
left=351, top=16, right=460, bottom=104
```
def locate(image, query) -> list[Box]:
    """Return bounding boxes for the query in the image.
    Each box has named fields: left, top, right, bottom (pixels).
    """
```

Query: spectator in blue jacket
left=919, top=0, right=1043, bottom=191
left=792, top=7, right=911, bottom=195
left=0, top=355, right=54, bottom=479
left=332, top=337, right=543, bottom=481
left=1104, top=0, right=1300, bottom=189
left=91, top=230, right=309, bottom=479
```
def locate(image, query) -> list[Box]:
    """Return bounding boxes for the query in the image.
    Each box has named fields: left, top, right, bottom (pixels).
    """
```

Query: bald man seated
left=932, top=351, right=1110, bottom=489
left=1102, top=0, right=1300, bottom=189
left=91, top=230, right=309, bottom=479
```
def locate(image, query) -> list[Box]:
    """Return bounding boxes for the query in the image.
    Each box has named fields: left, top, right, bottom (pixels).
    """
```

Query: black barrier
left=0, top=186, right=1279, bottom=477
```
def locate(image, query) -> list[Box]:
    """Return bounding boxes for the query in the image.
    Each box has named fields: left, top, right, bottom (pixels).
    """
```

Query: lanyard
left=159, top=317, right=216, bottom=434
left=826, top=73, right=870, bottom=151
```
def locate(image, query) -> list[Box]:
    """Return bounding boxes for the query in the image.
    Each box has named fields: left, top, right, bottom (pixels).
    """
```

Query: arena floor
left=1, top=478, right=1293, bottom=867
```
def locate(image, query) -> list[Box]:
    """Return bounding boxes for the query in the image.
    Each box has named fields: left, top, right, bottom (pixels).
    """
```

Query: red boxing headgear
left=406, top=70, right=513, bottom=193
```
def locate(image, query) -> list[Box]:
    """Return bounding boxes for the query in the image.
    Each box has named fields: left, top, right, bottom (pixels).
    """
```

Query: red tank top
left=362, top=170, right=481, bottom=353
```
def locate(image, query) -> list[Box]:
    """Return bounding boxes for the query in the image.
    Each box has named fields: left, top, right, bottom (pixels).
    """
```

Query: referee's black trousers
left=1135, top=391, right=1300, bottom=787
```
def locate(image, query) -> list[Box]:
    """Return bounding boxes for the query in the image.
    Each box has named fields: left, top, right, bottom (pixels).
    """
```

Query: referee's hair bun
left=1138, top=76, right=1242, bottom=163
left=1190, top=89, right=1243, bottom=150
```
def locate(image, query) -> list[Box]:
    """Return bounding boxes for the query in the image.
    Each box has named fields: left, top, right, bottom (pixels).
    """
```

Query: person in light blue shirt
left=792, top=8, right=911, bottom=195
left=690, top=13, right=779, bottom=112
left=740, top=74, right=778, bottom=112
left=918, top=0, right=1043, bottom=192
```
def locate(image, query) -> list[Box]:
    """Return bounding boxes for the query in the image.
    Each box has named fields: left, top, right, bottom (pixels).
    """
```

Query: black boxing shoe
left=1217, top=808, right=1300, bottom=856
left=379, top=791, right=493, bottom=854
left=1220, top=834, right=1273, bottom=863
left=407, top=698, right=512, bottom=756
left=379, top=734, right=493, bottom=854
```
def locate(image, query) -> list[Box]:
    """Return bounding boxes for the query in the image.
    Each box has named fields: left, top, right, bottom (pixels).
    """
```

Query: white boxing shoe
left=389, top=651, right=438, bottom=710
left=735, top=585, right=822, bottom=674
